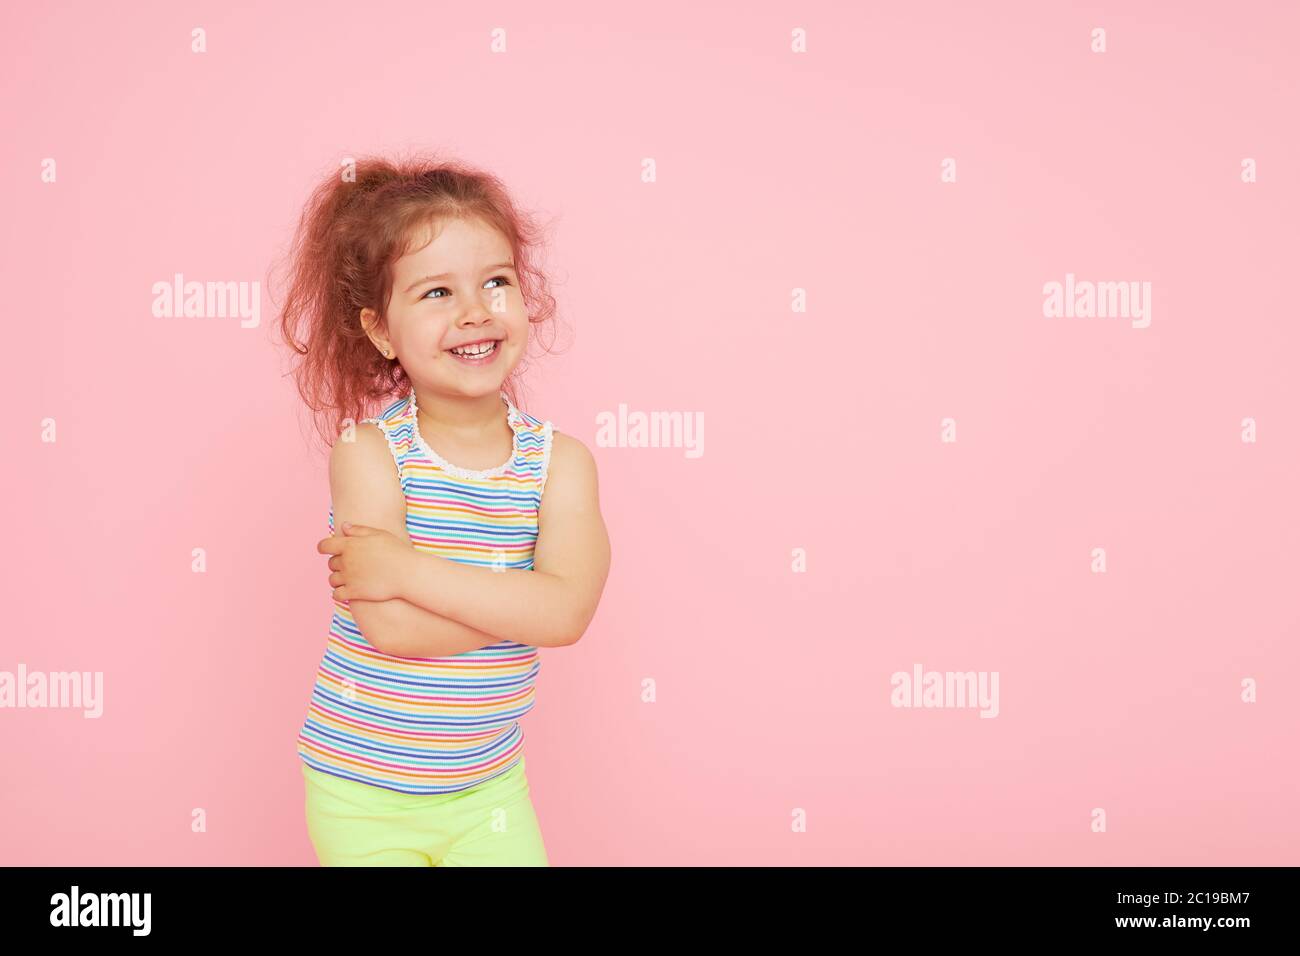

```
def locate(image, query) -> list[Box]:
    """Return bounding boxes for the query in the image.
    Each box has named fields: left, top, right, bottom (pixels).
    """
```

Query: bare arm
left=394, top=430, right=612, bottom=647
left=328, top=423, right=504, bottom=658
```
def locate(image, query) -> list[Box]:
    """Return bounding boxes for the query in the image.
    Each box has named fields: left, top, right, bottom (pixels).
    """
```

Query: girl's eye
left=422, top=277, right=510, bottom=300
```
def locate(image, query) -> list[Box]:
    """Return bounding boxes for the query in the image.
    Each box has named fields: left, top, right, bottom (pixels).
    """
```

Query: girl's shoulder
left=329, top=394, right=413, bottom=487
left=538, top=428, right=598, bottom=498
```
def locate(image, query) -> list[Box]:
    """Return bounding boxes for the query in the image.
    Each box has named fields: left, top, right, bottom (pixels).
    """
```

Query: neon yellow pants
left=301, top=757, right=549, bottom=866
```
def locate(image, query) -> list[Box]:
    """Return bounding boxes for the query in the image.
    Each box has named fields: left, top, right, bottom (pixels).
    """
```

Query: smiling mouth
left=446, top=339, right=501, bottom=361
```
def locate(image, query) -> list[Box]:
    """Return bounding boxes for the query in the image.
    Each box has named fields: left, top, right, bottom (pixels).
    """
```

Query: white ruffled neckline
left=406, top=388, right=521, bottom=479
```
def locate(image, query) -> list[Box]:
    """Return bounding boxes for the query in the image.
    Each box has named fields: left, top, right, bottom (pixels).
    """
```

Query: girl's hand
left=317, top=522, right=415, bottom=603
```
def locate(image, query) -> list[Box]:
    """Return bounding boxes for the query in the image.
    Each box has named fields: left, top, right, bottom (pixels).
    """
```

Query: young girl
left=274, top=154, right=611, bottom=866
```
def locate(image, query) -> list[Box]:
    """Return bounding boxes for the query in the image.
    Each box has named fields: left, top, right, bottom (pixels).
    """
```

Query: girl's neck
left=410, top=386, right=507, bottom=436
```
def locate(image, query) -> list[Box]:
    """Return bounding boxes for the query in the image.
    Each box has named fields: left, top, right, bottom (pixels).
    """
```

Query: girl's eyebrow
left=404, top=261, right=516, bottom=293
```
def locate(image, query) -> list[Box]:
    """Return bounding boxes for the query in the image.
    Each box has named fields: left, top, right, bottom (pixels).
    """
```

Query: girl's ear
left=360, top=309, right=394, bottom=359
left=359, top=307, right=382, bottom=339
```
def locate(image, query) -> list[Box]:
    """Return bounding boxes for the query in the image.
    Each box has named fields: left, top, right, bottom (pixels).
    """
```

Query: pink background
left=3, top=0, right=1297, bottom=865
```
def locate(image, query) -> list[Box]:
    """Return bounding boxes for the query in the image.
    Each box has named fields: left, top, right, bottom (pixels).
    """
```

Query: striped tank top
left=296, top=388, right=553, bottom=794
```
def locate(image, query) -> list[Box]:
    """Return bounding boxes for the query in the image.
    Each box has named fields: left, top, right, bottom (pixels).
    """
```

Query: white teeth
left=450, top=341, right=496, bottom=357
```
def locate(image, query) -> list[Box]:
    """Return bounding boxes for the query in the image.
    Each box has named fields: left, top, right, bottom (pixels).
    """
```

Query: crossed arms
left=324, top=422, right=611, bottom=658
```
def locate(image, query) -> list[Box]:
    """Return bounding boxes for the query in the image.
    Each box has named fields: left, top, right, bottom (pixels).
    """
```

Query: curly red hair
left=269, top=150, right=559, bottom=455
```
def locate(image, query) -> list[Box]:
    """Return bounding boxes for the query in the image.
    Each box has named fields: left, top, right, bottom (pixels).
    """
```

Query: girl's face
left=363, top=216, right=527, bottom=398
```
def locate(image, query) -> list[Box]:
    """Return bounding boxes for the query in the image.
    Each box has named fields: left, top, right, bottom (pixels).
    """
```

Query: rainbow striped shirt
left=296, top=388, right=553, bottom=794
